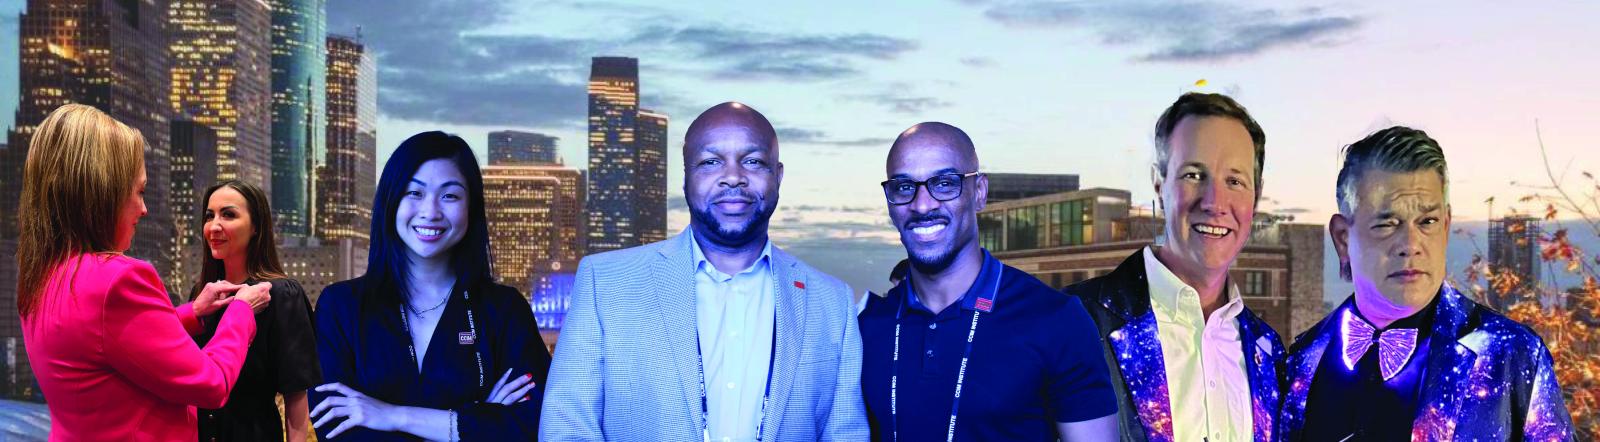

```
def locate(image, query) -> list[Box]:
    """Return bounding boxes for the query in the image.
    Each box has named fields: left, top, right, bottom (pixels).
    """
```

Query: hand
left=485, top=368, right=537, bottom=405
left=232, top=282, right=273, bottom=314
left=312, top=382, right=403, bottom=438
left=191, top=280, right=247, bottom=316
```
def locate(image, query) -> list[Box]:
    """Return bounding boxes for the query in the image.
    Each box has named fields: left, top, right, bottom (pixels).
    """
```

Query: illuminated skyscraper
left=269, top=0, right=325, bottom=236
left=320, top=33, right=375, bottom=242
left=489, top=130, right=559, bottom=165
left=483, top=164, right=584, bottom=300
left=636, top=109, right=668, bottom=244
left=168, top=0, right=272, bottom=194
left=170, top=120, right=219, bottom=294
left=585, top=57, right=639, bottom=254
left=4, top=0, right=178, bottom=395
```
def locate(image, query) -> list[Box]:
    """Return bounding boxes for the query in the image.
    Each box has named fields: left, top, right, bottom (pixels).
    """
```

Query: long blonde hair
left=17, top=104, right=147, bottom=317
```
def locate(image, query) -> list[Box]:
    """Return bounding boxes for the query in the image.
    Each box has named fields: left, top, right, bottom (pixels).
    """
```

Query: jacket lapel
left=1235, top=310, right=1281, bottom=442
left=652, top=233, right=706, bottom=429
left=1281, top=302, right=1337, bottom=440
left=1411, top=285, right=1478, bottom=441
left=1097, top=252, right=1176, bottom=442
left=761, top=248, right=808, bottom=440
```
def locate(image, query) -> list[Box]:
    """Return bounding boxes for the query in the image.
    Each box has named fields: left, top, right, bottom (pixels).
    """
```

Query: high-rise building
left=1488, top=215, right=1543, bottom=309
left=170, top=120, right=220, bottom=294
left=269, top=0, right=326, bottom=236
left=488, top=130, right=559, bottom=165
left=983, top=173, right=1080, bottom=203
left=4, top=0, right=179, bottom=397
left=978, top=187, right=1325, bottom=337
left=320, top=33, right=376, bottom=242
left=169, top=0, right=272, bottom=194
left=278, top=236, right=367, bottom=306
left=483, top=164, right=584, bottom=300
left=586, top=57, right=640, bottom=254
left=636, top=110, right=668, bottom=244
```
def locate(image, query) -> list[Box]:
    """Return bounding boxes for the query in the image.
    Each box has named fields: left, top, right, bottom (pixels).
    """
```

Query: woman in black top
left=310, top=131, right=550, bottom=440
left=191, top=180, right=321, bottom=441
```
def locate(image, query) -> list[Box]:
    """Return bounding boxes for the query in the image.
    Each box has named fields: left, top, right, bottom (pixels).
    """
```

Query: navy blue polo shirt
left=859, top=250, right=1117, bottom=441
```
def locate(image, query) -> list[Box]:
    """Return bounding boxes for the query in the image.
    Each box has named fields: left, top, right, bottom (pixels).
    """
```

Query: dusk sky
left=2, top=0, right=1597, bottom=295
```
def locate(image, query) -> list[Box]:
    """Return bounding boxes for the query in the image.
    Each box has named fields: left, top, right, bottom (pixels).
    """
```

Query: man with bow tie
left=1282, top=126, right=1574, bottom=441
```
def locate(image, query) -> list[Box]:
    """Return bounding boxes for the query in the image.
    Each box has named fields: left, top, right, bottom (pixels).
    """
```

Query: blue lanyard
left=398, top=289, right=485, bottom=387
left=697, top=327, right=777, bottom=442
left=890, top=259, right=1000, bottom=442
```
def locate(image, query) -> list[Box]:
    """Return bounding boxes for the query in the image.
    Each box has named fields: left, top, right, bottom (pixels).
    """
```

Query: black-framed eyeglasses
left=881, top=172, right=982, bottom=205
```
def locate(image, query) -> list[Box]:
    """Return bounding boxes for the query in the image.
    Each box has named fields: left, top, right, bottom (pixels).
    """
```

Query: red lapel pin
left=793, top=281, right=806, bottom=289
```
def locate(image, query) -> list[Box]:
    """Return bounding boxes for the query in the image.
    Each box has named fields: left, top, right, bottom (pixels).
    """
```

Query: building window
left=1241, top=271, right=1268, bottom=297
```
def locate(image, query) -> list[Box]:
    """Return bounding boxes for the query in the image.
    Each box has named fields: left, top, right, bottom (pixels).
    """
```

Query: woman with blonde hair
left=17, top=104, right=273, bottom=440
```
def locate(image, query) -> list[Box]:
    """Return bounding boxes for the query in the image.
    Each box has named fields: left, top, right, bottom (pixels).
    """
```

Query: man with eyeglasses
left=857, top=122, right=1119, bottom=441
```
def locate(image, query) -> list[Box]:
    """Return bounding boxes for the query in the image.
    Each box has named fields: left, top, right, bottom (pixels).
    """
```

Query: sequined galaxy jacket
left=1281, top=285, right=1575, bottom=441
left=1063, top=250, right=1286, bottom=442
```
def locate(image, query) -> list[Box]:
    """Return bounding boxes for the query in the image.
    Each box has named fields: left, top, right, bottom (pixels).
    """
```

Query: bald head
left=683, top=102, right=779, bottom=165
left=887, top=122, right=979, bottom=174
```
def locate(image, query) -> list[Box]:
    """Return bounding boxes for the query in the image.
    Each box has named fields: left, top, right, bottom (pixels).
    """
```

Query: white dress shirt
left=692, top=233, right=776, bottom=442
left=1143, top=246, right=1252, bottom=442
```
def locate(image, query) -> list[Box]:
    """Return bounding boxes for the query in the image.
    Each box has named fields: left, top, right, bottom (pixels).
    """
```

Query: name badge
left=458, top=332, right=476, bottom=345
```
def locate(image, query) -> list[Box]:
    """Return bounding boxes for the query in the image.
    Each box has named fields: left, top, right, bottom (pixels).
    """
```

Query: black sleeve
left=310, top=281, right=367, bottom=441
left=456, top=285, right=552, bottom=440
left=270, top=278, right=323, bottom=394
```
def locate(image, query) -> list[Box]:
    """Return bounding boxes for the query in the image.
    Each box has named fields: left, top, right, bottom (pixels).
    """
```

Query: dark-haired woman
left=310, top=131, right=550, bottom=440
left=190, top=180, right=321, bottom=441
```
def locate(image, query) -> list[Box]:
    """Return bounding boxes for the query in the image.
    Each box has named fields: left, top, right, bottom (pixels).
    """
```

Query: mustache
left=708, top=188, right=759, bottom=204
left=903, top=212, right=951, bottom=230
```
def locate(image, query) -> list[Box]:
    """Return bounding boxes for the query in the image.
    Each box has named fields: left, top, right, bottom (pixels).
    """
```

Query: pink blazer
left=21, top=254, right=257, bottom=441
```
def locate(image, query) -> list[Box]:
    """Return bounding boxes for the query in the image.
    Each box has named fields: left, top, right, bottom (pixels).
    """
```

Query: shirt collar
left=902, top=249, right=1003, bottom=315
left=687, top=229, right=774, bottom=280
left=1143, top=246, right=1245, bottom=321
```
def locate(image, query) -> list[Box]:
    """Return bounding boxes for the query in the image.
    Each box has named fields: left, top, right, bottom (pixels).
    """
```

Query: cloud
left=846, top=93, right=953, bottom=115
left=978, top=1, right=1363, bottom=62
left=775, top=127, right=895, bottom=148
left=960, top=56, right=996, bottom=68
left=643, top=25, right=918, bottom=81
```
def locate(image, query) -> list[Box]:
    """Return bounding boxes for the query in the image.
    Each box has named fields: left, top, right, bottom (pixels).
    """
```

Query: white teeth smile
left=1192, top=224, right=1231, bottom=237
left=911, top=224, right=946, bottom=235
left=414, top=227, right=444, bottom=236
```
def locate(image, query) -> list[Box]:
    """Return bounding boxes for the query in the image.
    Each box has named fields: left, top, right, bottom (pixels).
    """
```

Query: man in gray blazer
left=541, top=102, right=869, bottom=441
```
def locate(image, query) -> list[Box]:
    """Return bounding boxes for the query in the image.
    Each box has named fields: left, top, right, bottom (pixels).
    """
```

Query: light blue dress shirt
left=690, top=232, right=776, bottom=442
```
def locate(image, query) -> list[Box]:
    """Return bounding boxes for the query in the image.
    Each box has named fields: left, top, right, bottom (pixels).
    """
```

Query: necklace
left=407, top=291, right=450, bottom=316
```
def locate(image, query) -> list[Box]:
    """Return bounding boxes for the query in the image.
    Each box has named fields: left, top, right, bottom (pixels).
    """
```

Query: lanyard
left=399, top=289, right=485, bottom=387
left=697, top=330, right=777, bottom=442
left=890, top=258, right=1000, bottom=442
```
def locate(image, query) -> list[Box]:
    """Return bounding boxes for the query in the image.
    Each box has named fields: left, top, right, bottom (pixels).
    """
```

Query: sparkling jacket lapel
left=1236, top=308, right=1285, bottom=442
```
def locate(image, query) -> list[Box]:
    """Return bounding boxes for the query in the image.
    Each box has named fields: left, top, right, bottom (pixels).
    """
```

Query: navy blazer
left=1063, top=250, right=1286, bottom=442
left=1282, top=284, right=1574, bottom=441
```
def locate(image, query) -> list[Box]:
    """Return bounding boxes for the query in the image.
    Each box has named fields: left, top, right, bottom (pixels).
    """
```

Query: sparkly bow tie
left=1341, top=309, right=1418, bottom=381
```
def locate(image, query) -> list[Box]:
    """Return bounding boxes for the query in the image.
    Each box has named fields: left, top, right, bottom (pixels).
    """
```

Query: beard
left=901, top=211, right=961, bottom=275
left=689, top=188, right=776, bottom=248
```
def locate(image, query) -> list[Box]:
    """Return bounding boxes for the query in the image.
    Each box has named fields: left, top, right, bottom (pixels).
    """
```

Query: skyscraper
left=585, top=57, right=640, bottom=254
left=170, top=119, right=220, bottom=295
left=169, top=0, right=272, bottom=194
left=4, top=0, right=178, bottom=396
left=585, top=57, right=669, bottom=253
left=636, top=109, right=668, bottom=244
left=320, top=33, right=376, bottom=242
left=269, top=0, right=326, bottom=236
left=483, top=164, right=584, bottom=299
left=489, top=130, right=559, bottom=165
left=1488, top=215, right=1543, bottom=309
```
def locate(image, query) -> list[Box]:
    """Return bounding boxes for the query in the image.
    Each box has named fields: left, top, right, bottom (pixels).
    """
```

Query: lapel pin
left=793, top=281, right=805, bottom=289
left=458, top=332, right=476, bottom=345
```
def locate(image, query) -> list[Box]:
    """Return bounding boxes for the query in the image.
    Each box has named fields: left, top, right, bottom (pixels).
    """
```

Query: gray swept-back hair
left=1335, top=126, right=1450, bottom=217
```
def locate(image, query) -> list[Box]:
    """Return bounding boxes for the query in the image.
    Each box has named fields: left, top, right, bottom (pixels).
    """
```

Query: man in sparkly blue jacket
left=1282, top=126, right=1573, bottom=441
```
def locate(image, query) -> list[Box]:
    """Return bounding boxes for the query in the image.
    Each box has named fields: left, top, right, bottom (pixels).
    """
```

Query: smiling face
left=886, top=124, right=986, bottom=276
left=1155, top=116, right=1258, bottom=276
left=203, top=186, right=254, bottom=263
left=114, top=164, right=148, bottom=252
left=395, top=158, right=470, bottom=264
left=1333, top=169, right=1450, bottom=312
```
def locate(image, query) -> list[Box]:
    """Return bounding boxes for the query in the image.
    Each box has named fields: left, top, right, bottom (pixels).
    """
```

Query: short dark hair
left=363, top=131, right=495, bottom=306
left=1333, top=126, right=1450, bottom=281
left=1152, top=92, right=1267, bottom=202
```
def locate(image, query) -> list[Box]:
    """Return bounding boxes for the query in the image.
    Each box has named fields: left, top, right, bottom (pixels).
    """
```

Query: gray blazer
left=540, top=231, right=869, bottom=441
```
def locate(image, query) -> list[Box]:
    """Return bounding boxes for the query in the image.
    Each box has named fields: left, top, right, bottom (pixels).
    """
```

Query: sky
left=3, top=0, right=1598, bottom=297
